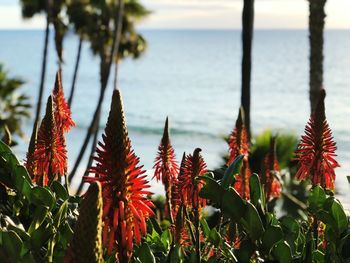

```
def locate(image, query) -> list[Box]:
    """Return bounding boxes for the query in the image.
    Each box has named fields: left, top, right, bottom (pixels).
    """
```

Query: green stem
left=184, top=208, right=196, bottom=246
left=64, top=173, right=69, bottom=195
left=194, top=195, right=201, bottom=263
left=313, top=215, right=319, bottom=249
left=165, top=180, right=174, bottom=224
left=195, top=207, right=201, bottom=263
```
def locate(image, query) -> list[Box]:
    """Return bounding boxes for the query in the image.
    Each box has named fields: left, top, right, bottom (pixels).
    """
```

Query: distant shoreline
left=1, top=28, right=350, bottom=32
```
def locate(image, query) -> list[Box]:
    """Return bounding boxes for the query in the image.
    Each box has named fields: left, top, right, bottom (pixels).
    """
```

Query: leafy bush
left=0, top=64, right=30, bottom=145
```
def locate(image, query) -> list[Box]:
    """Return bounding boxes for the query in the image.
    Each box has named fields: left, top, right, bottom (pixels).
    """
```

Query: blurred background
left=0, top=0, right=349, bottom=199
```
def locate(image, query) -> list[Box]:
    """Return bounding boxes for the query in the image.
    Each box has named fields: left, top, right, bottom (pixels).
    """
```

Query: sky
left=0, top=0, right=349, bottom=29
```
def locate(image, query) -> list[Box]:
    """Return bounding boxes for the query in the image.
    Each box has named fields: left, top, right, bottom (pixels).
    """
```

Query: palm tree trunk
left=68, top=37, right=83, bottom=107
left=68, top=0, right=125, bottom=183
left=33, top=4, right=50, bottom=130
left=53, top=21, right=63, bottom=69
left=52, top=0, right=64, bottom=69
left=309, top=0, right=326, bottom=112
left=241, top=0, right=254, bottom=140
left=113, top=60, right=120, bottom=89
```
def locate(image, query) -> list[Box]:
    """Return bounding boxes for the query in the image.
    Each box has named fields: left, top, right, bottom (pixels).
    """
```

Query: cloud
left=0, top=0, right=349, bottom=29
left=0, top=5, right=45, bottom=29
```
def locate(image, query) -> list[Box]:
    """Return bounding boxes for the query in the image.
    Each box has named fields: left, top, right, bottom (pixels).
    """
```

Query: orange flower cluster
left=26, top=71, right=74, bottom=186
left=52, top=72, right=75, bottom=132
left=178, top=148, right=207, bottom=210
left=262, top=137, right=282, bottom=201
left=171, top=153, right=190, bottom=245
left=295, top=89, right=339, bottom=190
left=153, top=117, right=179, bottom=219
left=227, top=107, right=251, bottom=200
left=84, top=90, right=154, bottom=262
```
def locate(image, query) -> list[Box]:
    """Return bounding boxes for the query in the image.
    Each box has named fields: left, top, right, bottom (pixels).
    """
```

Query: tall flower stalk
left=179, top=149, right=207, bottom=211
left=53, top=71, right=75, bottom=133
left=33, top=96, right=67, bottom=186
left=179, top=148, right=207, bottom=263
left=25, top=121, right=38, bottom=179
left=295, top=89, right=339, bottom=248
left=227, top=107, right=251, bottom=200
left=53, top=71, right=75, bottom=190
left=26, top=71, right=73, bottom=188
left=64, top=182, right=103, bottom=263
left=153, top=117, right=179, bottom=223
left=84, top=89, right=154, bottom=262
left=295, top=89, right=339, bottom=190
left=262, top=137, right=282, bottom=202
left=170, top=153, right=190, bottom=246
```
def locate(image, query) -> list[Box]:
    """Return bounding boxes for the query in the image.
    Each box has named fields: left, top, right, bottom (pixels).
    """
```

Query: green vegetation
left=0, top=65, right=30, bottom=146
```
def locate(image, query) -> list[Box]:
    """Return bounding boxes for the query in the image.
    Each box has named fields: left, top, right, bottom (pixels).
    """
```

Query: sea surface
left=0, top=29, right=350, bottom=200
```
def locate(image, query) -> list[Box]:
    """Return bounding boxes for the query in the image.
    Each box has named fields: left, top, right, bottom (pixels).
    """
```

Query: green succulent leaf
left=149, top=217, right=162, bottom=236
left=200, top=175, right=246, bottom=222
left=29, top=186, right=55, bottom=210
left=280, top=216, right=300, bottom=241
left=208, top=228, right=221, bottom=246
left=262, top=225, right=284, bottom=252
left=313, top=250, right=325, bottom=263
left=236, top=239, right=255, bottom=263
left=160, top=229, right=172, bottom=250
left=280, top=216, right=300, bottom=253
left=31, top=224, right=55, bottom=250
left=271, top=240, right=292, bottom=263
left=28, top=206, right=49, bottom=234
left=329, top=198, right=347, bottom=234
left=1, top=230, right=23, bottom=260
left=169, top=244, right=184, bottom=263
left=249, top=173, right=263, bottom=208
left=221, top=187, right=246, bottom=222
left=199, top=175, right=226, bottom=204
left=240, top=202, right=264, bottom=241
left=308, top=186, right=326, bottom=213
left=200, top=218, right=210, bottom=238
left=53, top=200, right=68, bottom=228
left=13, top=165, right=32, bottom=197
left=221, top=155, right=244, bottom=189
left=137, top=243, right=156, bottom=263
left=51, top=181, right=69, bottom=201
left=341, top=234, right=350, bottom=260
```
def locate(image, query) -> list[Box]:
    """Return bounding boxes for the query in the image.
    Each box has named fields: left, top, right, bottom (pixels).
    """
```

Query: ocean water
left=0, top=29, right=350, bottom=199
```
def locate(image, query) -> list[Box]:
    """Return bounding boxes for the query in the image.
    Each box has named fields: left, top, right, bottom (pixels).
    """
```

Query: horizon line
left=0, top=27, right=350, bottom=31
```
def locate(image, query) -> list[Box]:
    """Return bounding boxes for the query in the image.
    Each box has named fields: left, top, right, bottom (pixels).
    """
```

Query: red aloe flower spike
left=179, top=148, right=207, bottom=210
left=83, top=89, right=154, bottom=262
left=227, top=107, right=249, bottom=166
left=180, top=148, right=206, bottom=261
left=172, top=152, right=186, bottom=215
left=295, top=89, right=339, bottom=190
left=171, top=153, right=189, bottom=245
left=174, top=205, right=191, bottom=246
left=262, top=136, right=282, bottom=201
left=25, top=120, right=39, bottom=179
left=153, top=117, right=179, bottom=222
left=53, top=70, right=75, bottom=133
left=33, top=96, right=67, bottom=186
left=228, top=107, right=251, bottom=199
left=233, top=159, right=251, bottom=200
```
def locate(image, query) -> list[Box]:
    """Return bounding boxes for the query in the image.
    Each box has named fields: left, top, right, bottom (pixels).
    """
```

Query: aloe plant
left=0, top=140, right=80, bottom=262
left=1, top=74, right=350, bottom=262
left=64, top=182, right=103, bottom=263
